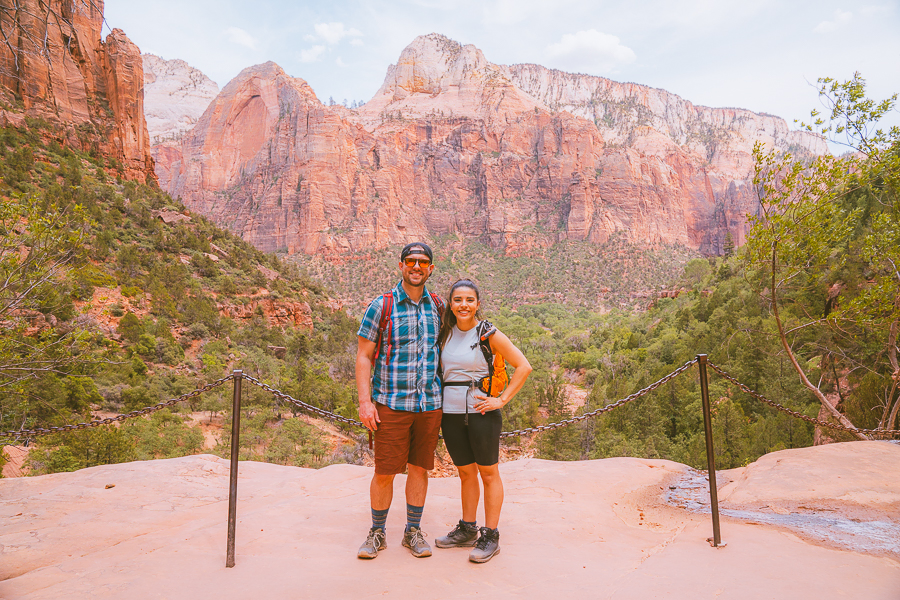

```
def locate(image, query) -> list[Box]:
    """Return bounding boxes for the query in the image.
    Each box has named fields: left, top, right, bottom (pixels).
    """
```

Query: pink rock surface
left=161, top=33, right=826, bottom=257
left=0, top=1, right=155, bottom=183
left=1, top=444, right=898, bottom=599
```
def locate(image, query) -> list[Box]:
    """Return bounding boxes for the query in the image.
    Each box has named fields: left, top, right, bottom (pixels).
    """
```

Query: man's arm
left=356, top=336, right=380, bottom=431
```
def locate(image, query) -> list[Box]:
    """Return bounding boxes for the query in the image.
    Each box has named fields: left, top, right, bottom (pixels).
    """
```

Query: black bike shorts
left=441, top=410, right=502, bottom=467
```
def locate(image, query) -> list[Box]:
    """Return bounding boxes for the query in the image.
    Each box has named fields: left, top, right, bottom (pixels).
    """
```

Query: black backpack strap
left=374, top=292, right=394, bottom=363
left=477, top=320, right=497, bottom=378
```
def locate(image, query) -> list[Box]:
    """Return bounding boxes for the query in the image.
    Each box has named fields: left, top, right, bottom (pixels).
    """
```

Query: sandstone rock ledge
left=1, top=443, right=898, bottom=599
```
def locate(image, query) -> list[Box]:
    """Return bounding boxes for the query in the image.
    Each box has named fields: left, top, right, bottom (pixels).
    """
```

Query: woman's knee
left=457, top=463, right=479, bottom=481
left=477, top=463, right=501, bottom=482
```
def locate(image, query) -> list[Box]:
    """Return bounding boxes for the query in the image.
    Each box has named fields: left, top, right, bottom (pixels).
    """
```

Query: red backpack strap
left=429, top=291, right=445, bottom=323
left=373, top=292, right=394, bottom=364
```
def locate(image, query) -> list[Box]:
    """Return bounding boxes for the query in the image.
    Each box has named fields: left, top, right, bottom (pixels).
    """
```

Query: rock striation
left=161, top=33, right=826, bottom=256
left=0, top=0, right=155, bottom=183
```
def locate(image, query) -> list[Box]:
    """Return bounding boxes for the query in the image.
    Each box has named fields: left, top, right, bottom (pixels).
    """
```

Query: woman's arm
left=473, top=330, right=533, bottom=414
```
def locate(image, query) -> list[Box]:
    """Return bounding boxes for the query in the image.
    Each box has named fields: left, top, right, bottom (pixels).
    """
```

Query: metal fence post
left=226, top=370, right=243, bottom=568
left=697, top=354, right=724, bottom=547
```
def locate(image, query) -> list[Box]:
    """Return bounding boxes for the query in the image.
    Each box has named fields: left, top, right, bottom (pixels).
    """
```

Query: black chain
left=11, top=357, right=887, bottom=448
left=240, top=374, right=367, bottom=429
left=0, top=375, right=235, bottom=445
left=707, top=362, right=900, bottom=436
left=499, top=358, right=699, bottom=438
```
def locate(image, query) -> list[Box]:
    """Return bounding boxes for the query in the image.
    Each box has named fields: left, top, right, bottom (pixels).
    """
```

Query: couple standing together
left=355, top=242, right=532, bottom=564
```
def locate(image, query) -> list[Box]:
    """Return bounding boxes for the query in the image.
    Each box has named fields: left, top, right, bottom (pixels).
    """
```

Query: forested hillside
left=0, top=118, right=363, bottom=475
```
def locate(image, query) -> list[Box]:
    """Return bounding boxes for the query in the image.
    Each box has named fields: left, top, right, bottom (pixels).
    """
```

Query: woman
left=434, top=279, right=532, bottom=563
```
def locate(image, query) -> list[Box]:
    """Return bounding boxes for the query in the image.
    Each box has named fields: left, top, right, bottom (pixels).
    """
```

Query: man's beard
left=402, top=271, right=428, bottom=288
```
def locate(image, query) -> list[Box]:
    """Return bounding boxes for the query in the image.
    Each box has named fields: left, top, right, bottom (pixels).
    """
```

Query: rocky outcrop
left=0, top=0, right=155, bottom=183
left=142, top=54, right=219, bottom=145
left=508, top=64, right=828, bottom=164
left=216, top=297, right=313, bottom=329
left=163, top=33, right=825, bottom=256
left=142, top=54, right=218, bottom=190
left=355, top=34, right=546, bottom=129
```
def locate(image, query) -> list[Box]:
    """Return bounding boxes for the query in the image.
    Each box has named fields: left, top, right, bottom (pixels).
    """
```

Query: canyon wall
left=162, top=33, right=825, bottom=256
left=0, top=0, right=154, bottom=183
left=142, top=53, right=218, bottom=190
left=142, top=54, right=219, bottom=145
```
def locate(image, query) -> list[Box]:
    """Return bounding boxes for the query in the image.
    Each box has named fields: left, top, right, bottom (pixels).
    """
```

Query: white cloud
left=336, top=57, right=347, bottom=68
left=310, top=22, right=363, bottom=45
left=224, top=26, right=257, bottom=49
left=299, top=45, right=326, bottom=63
left=860, top=4, right=893, bottom=17
left=350, top=38, right=364, bottom=47
left=545, top=30, right=636, bottom=74
left=814, top=10, right=852, bottom=33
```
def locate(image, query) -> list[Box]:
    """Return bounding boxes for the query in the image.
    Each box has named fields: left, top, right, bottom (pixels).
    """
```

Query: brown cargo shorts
left=373, top=403, right=442, bottom=475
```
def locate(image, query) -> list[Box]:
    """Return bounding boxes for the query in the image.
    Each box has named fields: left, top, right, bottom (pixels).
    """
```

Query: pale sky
left=104, top=0, right=900, bottom=140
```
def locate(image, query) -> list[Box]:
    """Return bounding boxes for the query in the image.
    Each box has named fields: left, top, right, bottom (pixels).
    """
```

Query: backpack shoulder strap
left=373, top=291, right=394, bottom=363
left=476, top=320, right=497, bottom=376
left=429, top=291, right=445, bottom=322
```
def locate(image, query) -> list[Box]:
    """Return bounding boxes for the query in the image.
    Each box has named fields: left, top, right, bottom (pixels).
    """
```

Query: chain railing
left=500, top=358, right=699, bottom=438
left=0, top=374, right=235, bottom=446
left=707, top=362, right=900, bottom=437
left=241, top=374, right=366, bottom=430
left=6, top=357, right=897, bottom=446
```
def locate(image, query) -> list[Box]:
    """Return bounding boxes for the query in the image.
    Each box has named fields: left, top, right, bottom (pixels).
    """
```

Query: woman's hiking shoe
left=401, top=526, right=432, bottom=557
left=357, top=527, right=386, bottom=559
left=435, top=520, right=479, bottom=548
left=469, top=527, right=500, bottom=563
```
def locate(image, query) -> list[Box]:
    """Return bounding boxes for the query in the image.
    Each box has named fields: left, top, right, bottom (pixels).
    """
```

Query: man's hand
left=359, top=400, right=380, bottom=431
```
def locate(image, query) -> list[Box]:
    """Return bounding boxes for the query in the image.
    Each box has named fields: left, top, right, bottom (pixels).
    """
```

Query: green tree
left=0, top=197, right=93, bottom=436
left=746, top=73, right=899, bottom=438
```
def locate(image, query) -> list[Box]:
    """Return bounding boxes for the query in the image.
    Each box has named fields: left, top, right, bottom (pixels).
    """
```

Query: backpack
left=373, top=290, right=445, bottom=364
left=475, top=320, right=509, bottom=397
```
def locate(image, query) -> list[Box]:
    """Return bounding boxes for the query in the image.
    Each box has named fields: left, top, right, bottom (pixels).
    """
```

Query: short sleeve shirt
left=440, top=324, right=490, bottom=414
left=358, top=281, right=442, bottom=412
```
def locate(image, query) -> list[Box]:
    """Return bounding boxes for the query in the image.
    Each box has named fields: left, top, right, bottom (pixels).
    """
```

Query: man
left=355, top=242, right=444, bottom=559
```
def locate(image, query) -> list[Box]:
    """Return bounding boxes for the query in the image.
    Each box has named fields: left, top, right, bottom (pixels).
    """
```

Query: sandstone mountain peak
left=154, top=32, right=829, bottom=260
left=357, top=33, right=545, bottom=128
left=142, top=54, right=219, bottom=145
left=507, top=63, right=828, bottom=169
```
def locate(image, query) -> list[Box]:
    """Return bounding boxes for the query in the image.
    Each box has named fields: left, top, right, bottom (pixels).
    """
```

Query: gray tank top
left=441, top=324, right=489, bottom=414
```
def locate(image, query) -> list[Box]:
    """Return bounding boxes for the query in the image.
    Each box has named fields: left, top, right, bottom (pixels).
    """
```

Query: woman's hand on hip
left=473, top=394, right=504, bottom=414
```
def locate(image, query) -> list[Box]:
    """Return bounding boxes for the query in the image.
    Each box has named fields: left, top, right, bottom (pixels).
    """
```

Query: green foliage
left=26, top=426, right=136, bottom=475
left=746, top=72, right=900, bottom=433
left=117, top=312, right=143, bottom=342
left=123, top=410, right=204, bottom=460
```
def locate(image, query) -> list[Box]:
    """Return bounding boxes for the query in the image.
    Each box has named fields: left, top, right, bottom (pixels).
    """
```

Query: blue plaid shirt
left=358, top=282, right=442, bottom=412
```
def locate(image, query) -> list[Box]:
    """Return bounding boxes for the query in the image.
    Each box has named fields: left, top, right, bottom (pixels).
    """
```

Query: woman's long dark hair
left=437, top=279, right=482, bottom=350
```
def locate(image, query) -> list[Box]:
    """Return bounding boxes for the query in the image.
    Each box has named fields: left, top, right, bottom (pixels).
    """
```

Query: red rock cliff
left=163, top=34, right=824, bottom=256
left=0, top=0, right=155, bottom=183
